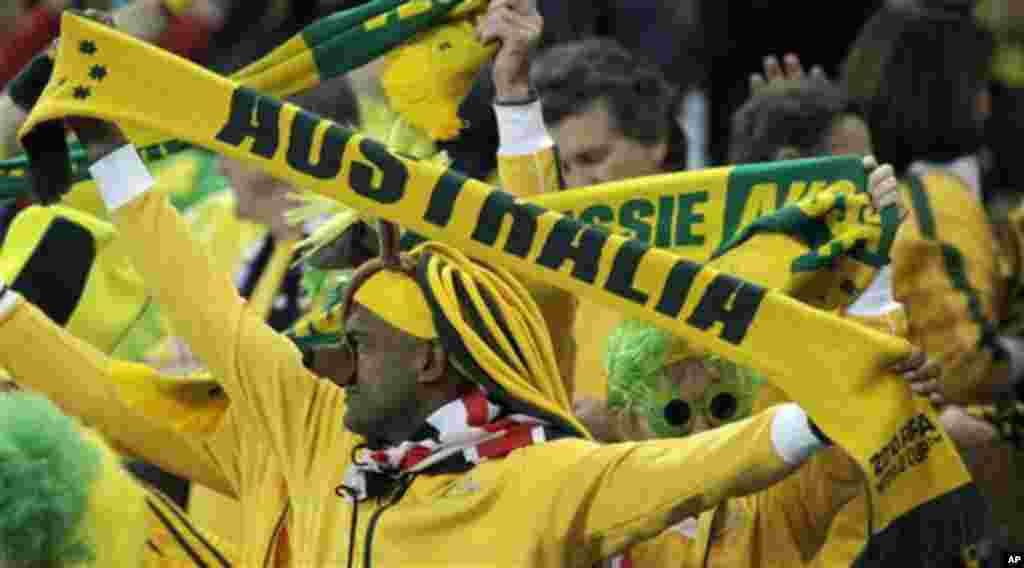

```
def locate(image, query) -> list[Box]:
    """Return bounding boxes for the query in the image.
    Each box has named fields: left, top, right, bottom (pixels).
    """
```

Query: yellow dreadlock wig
left=0, top=392, right=147, bottom=567
left=334, top=222, right=589, bottom=438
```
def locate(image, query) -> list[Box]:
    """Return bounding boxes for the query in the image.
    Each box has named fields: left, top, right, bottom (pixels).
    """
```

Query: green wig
left=605, top=319, right=764, bottom=438
left=0, top=393, right=102, bottom=566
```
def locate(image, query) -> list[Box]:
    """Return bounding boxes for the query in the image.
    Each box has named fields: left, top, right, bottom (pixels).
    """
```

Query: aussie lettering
left=349, top=139, right=408, bottom=204
left=563, top=182, right=842, bottom=254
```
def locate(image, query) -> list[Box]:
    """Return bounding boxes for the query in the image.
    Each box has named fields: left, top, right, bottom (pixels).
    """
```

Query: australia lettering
left=445, top=186, right=761, bottom=345
left=215, top=85, right=766, bottom=347
left=215, top=86, right=408, bottom=205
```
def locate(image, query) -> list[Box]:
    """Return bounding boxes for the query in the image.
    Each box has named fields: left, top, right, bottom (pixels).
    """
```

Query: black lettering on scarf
left=215, top=87, right=280, bottom=159
left=579, top=205, right=614, bottom=228
left=535, top=218, right=607, bottom=284
left=471, top=191, right=544, bottom=257
left=423, top=170, right=469, bottom=228
left=621, top=199, right=654, bottom=244
left=654, top=260, right=701, bottom=317
left=605, top=239, right=650, bottom=304
left=871, top=413, right=943, bottom=493
left=349, top=139, right=407, bottom=204
left=655, top=196, right=674, bottom=247
left=286, top=111, right=349, bottom=179
left=675, top=192, right=708, bottom=247
left=687, top=276, right=765, bottom=345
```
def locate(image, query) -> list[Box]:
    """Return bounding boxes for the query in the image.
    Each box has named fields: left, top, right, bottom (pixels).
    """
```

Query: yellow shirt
left=892, top=171, right=1005, bottom=402
left=624, top=447, right=861, bottom=568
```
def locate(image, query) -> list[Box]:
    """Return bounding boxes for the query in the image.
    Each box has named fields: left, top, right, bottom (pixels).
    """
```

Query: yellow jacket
left=892, top=171, right=1004, bottom=403
left=0, top=141, right=565, bottom=566
left=604, top=312, right=880, bottom=568
left=102, top=158, right=823, bottom=565
left=623, top=447, right=860, bottom=568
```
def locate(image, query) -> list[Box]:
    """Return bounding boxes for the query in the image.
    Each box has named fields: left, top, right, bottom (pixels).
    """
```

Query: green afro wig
left=605, top=319, right=764, bottom=438
left=0, top=393, right=102, bottom=566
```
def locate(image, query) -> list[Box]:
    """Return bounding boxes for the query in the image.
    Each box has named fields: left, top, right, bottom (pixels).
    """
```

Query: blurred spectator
left=202, top=0, right=321, bottom=74
left=511, top=37, right=691, bottom=401
left=728, top=68, right=872, bottom=164
left=530, top=38, right=687, bottom=188
left=843, top=0, right=994, bottom=179
left=0, top=0, right=226, bottom=88
left=437, top=0, right=703, bottom=181
left=842, top=4, right=1023, bottom=552
left=700, top=0, right=885, bottom=166
left=977, top=0, right=1024, bottom=202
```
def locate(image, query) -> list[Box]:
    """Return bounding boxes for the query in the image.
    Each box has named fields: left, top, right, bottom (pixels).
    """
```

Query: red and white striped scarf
left=341, top=387, right=556, bottom=501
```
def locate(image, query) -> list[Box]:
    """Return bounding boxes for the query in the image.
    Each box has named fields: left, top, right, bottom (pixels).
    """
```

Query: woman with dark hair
left=436, top=0, right=703, bottom=180
left=840, top=0, right=1010, bottom=406
left=843, top=0, right=995, bottom=182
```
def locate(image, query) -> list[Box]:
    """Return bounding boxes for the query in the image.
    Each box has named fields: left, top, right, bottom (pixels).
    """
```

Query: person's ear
left=976, top=87, right=992, bottom=123
left=417, top=340, right=448, bottom=385
left=773, top=146, right=802, bottom=161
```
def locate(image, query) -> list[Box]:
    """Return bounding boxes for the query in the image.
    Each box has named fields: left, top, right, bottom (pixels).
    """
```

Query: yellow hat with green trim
left=0, top=205, right=150, bottom=355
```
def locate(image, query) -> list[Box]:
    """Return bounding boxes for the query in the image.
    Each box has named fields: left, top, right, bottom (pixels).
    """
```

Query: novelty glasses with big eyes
left=662, top=388, right=741, bottom=429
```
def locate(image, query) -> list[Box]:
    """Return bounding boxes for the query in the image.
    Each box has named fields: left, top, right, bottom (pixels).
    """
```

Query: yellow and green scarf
left=0, top=0, right=487, bottom=200
left=18, top=14, right=984, bottom=565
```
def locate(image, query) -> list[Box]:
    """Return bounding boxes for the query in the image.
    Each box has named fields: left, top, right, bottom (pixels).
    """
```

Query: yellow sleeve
left=111, top=189, right=328, bottom=475
left=496, top=146, right=580, bottom=391
left=143, top=488, right=239, bottom=567
left=0, top=298, right=236, bottom=495
left=892, top=172, right=1006, bottom=402
left=541, top=406, right=806, bottom=562
left=760, top=447, right=863, bottom=562
left=496, top=145, right=560, bottom=198
left=622, top=526, right=704, bottom=567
